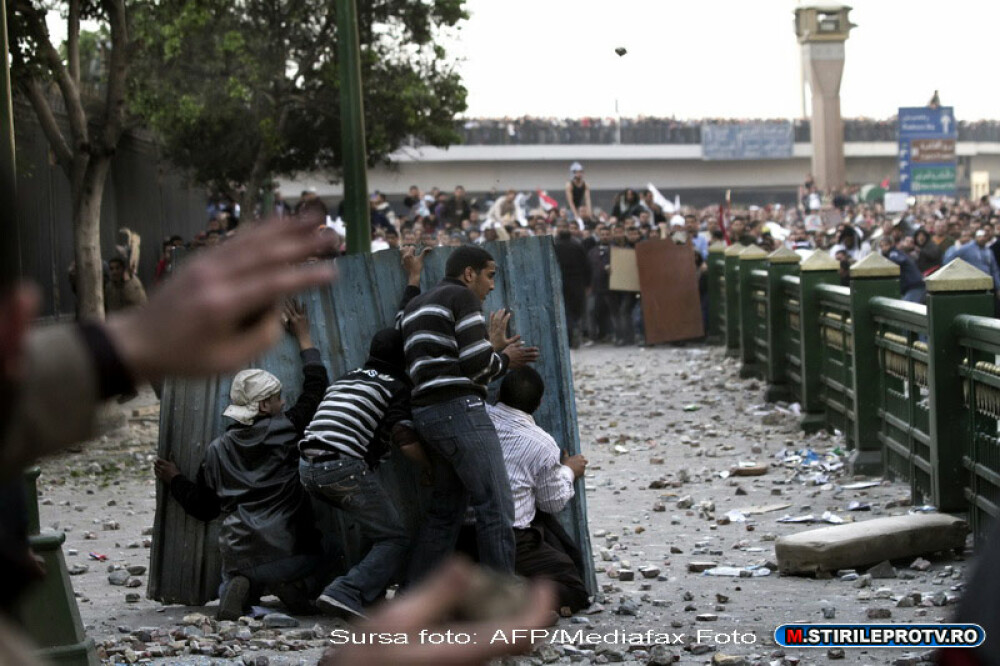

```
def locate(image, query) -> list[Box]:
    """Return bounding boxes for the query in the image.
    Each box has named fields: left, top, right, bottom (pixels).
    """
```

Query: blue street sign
left=898, top=106, right=956, bottom=195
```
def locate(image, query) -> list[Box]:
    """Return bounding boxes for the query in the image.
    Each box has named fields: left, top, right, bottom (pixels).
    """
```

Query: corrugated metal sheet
left=149, top=237, right=596, bottom=604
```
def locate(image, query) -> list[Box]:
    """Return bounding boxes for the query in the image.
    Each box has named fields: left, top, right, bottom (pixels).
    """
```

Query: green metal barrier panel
left=707, top=242, right=726, bottom=340
left=816, top=284, right=855, bottom=446
left=782, top=275, right=803, bottom=404
left=750, top=268, right=770, bottom=371
left=723, top=244, right=746, bottom=357
left=870, top=297, right=931, bottom=503
left=957, top=315, right=1000, bottom=543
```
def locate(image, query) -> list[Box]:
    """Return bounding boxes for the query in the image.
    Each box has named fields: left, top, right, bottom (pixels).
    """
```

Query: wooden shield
left=609, top=246, right=640, bottom=292
left=636, top=239, right=704, bottom=343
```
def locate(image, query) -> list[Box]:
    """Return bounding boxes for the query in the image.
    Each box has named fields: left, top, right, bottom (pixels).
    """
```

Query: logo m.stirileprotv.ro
left=774, top=624, right=984, bottom=649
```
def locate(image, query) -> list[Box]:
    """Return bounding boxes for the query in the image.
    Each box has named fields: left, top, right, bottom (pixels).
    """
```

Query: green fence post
left=18, top=469, right=99, bottom=665
left=798, top=250, right=841, bottom=432
left=925, top=259, right=995, bottom=512
left=723, top=243, right=746, bottom=357
left=738, top=245, right=767, bottom=378
left=706, top=241, right=726, bottom=343
left=764, top=247, right=801, bottom=402
left=847, top=253, right=901, bottom=475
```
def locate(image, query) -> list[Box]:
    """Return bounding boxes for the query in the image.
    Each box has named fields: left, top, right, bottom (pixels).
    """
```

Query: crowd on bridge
left=454, top=116, right=1000, bottom=145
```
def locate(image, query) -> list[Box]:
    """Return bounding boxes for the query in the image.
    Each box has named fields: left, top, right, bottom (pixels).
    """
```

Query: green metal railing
left=749, top=268, right=770, bottom=370
left=956, top=315, right=1000, bottom=542
left=782, top=275, right=803, bottom=404
left=705, top=248, right=1000, bottom=539
left=815, top=283, right=856, bottom=447
left=870, top=298, right=931, bottom=503
left=707, top=244, right=726, bottom=340
left=722, top=244, right=746, bottom=357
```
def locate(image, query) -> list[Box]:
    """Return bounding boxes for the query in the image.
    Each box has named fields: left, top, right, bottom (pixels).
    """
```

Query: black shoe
left=217, top=575, right=250, bottom=621
left=271, top=580, right=316, bottom=615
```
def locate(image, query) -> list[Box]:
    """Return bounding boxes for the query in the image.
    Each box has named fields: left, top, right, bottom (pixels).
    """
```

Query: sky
left=445, top=0, right=998, bottom=121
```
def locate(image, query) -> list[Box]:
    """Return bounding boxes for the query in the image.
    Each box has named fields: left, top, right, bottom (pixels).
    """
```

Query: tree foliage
left=130, top=0, right=469, bottom=205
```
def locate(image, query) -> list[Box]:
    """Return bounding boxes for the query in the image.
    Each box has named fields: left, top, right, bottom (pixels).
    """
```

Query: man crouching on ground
left=155, top=300, right=329, bottom=619
left=298, top=246, right=430, bottom=620
left=488, top=367, right=590, bottom=612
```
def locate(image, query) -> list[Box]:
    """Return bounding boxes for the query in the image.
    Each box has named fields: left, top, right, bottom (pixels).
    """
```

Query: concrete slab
left=775, top=514, right=967, bottom=575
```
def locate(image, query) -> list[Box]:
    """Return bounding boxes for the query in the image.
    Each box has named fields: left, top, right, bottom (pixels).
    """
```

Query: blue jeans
left=903, top=286, right=926, bottom=304
left=408, top=395, right=515, bottom=582
left=299, top=457, right=409, bottom=608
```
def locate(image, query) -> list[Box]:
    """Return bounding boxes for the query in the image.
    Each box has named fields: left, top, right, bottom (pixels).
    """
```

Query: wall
left=13, top=104, right=208, bottom=319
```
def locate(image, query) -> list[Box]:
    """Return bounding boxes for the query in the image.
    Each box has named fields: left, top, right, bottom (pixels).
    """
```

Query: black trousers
left=455, top=513, right=589, bottom=613
left=514, top=521, right=589, bottom=612
left=563, top=285, right=586, bottom=343
left=589, top=292, right=614, bottom=340
left=610, top=292, right=637, bottom=344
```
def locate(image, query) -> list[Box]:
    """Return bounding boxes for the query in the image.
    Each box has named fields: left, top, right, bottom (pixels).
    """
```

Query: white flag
left=647, top=183, right=673, bottom=214
left=514, top=192, right=529, bottom=227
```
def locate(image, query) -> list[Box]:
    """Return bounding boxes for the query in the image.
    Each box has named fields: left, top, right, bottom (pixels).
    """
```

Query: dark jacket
left=917, top=240, right=943, bottom=273
left=168, top=347, right=328, bottom=571
left=587, top=243, right=611, bottom=293
left=553, top=236, right=592, bottom=295
left=441, top=197, right=472, bottom=228
left=886, top=249, right=925, bottom=295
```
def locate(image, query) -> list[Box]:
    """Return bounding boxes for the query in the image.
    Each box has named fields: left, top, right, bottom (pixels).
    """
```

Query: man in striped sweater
left=400, top=245, right=539, bottom=582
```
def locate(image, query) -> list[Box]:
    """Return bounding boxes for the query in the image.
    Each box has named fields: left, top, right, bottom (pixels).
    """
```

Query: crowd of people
left=8, top=154, right=1000, bottom=665
left=149, top=163, right=1000, bottom=352
left=455, top=116, right=1000, bottom=145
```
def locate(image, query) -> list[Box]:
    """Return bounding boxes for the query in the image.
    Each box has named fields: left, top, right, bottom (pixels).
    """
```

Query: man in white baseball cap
left=155, top=300, right=330, bottom=620
left=223, top=369, right=283, bottom=424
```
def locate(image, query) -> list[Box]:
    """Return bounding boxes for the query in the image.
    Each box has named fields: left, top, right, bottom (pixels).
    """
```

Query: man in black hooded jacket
left=154, top=300, right=329, bottom=620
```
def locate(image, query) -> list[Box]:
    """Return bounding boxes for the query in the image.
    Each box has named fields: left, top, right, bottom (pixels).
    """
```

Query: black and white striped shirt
left=399, top=277, right=508, bottom=406
left=299, top=367, right=411, bottom=467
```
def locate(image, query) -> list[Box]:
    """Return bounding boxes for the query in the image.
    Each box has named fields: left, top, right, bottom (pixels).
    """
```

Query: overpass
left=281, top=141, right=1000, bottom=209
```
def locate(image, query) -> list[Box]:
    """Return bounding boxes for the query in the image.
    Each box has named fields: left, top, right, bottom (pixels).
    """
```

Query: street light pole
left=614, top=97, right=621, bottom=145
left=336, top=0, right=371, bottom=254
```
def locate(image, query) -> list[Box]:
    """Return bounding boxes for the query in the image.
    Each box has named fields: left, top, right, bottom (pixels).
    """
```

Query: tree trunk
left=241, top=173, right=264, bottom=224
left=73, top=156, right=113, bottom=319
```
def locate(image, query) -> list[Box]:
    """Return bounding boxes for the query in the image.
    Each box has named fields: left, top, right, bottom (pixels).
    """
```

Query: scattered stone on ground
left=36, top=346, right=974, bottom=665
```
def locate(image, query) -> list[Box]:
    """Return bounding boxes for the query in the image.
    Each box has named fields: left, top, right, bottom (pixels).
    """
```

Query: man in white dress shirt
left=487, top=368, right=590, bottom=612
